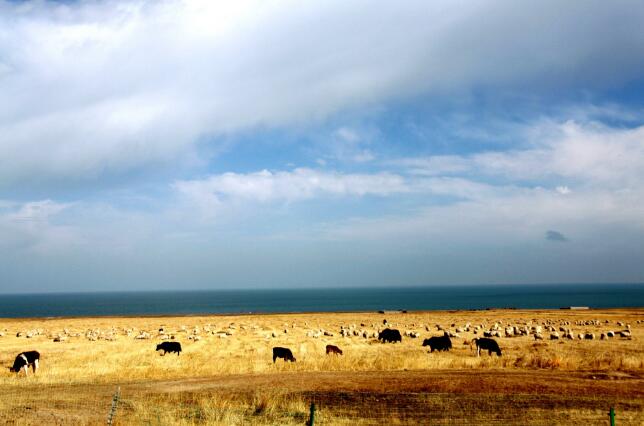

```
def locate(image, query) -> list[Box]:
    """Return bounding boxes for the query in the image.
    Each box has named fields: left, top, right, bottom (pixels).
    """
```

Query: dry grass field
left=0, top=308, right=643, bottom=425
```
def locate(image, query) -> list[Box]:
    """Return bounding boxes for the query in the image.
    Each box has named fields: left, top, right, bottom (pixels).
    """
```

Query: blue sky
left=1, top=0, right=644, bottom=293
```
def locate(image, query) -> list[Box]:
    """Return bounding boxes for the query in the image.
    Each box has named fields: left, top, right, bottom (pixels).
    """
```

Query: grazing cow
left=422, top=332, right=452, bottom=352
left=156, top=341, right=182, bottom=356
left=272, top=347, right=296, bottom=363
left=378, top=328, right=402, bottom=343
left=9, top=351, right=40, bottom=375
left=471, top=338, right=502, bottom=357
left=326, top=344, right=343, bottom=355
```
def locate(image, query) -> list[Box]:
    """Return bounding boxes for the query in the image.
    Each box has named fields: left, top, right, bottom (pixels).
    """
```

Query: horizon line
left=1, top=282, right=643, bottom=297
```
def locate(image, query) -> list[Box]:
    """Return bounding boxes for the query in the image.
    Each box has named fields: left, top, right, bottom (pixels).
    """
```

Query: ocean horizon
left=0, top=283, right=642, bottom=318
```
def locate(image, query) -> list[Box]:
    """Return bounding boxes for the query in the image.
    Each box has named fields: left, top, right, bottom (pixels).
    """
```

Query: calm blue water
left=0, top=284, right=642, bottom=318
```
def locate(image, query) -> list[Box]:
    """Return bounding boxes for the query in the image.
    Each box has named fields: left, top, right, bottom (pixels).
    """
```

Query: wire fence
left=301, top=391, right=641, bottom=425
left=1, top=387, right=642, bottom=425
left=0, top=386, right=116, bottom=425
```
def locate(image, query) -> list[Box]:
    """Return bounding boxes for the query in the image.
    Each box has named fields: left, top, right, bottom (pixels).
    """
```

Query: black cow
left=326, top=344, right=343, bottom=355
left=472, top=337, right=502, bottom=356
left=156, top=341, right=182, bottom=356
left=378, top=328, right=402, bottom=343
left=273, top=347, right=296, bottom=363
left=422, top=332, right=452, bottom=352
left=9, top=351, right=40, bottom=375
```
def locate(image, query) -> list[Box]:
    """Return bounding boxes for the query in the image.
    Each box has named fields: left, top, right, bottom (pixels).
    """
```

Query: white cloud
left=319, top=185, right=644, bottom=244
left=163, top=117, right=644, bottom=237
left=0, top=199, right=77, bottom=253
left=6, top=199, right=70, bottom=222
left=173, top=168, right=409, bottom=206
left=2, top=1, right=644, bottom=290
left=398, top=155, right=472, bottom=176
left=395, top=121, right=644, bottom=188
left=2, top=0, right=644, bottom=184
left=352, top=151, right=375, bottom=163
left=335, top=127, right=360, bottom=143
left=3, top=114, right=644, bottom=289
left=556, top=186, right=571, bottom=195
left=320, top=126, right=377, bottom=163
left=318, top=119, right=644, bottom=243
left=547, top=122, right=644, bottom=186
left=4, top=117, right=643, bottom=255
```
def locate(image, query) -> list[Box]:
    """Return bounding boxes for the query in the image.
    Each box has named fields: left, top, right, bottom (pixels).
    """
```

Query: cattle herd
left=4, top=315, right=638, bottom=375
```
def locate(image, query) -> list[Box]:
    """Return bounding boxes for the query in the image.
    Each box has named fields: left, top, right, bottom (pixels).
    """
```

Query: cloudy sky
left=1, top=0, right=644, bottom=293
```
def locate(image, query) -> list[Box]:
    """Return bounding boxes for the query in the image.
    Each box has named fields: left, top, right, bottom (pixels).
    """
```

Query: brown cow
left=325, top=344, right=343, bottom=355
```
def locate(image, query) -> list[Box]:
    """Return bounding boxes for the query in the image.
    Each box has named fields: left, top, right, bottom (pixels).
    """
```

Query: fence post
left=609, top=407, right=615, bottom=426
left=107, top=386, right=121, bottom=426
left=308, top=402, right=316, bottom=426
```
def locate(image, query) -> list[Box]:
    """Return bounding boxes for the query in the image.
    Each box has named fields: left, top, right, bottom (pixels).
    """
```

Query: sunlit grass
left=0, top=309, right=642, bottom=424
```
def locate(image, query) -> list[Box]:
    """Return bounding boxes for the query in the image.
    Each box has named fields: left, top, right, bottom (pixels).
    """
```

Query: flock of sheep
left=269, top=315, right=637, bottom=363
left=3, top=314, right=638, bottom=374
left=4, top=315, right=637, bottom=342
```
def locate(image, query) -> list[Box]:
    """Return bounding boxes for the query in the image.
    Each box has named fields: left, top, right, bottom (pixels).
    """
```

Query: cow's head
left=155, top=344, right=162, bottom=351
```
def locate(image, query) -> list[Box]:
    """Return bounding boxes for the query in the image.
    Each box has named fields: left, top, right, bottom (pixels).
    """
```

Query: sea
left=0, top=283, right=642, bottom=318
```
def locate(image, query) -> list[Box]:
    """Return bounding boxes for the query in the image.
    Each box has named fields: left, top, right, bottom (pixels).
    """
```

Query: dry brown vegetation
left=0, top=308, right=643, bottom=424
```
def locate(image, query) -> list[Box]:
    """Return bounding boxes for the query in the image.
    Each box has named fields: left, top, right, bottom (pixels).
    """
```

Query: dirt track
left=130, top=368, right=644, bottom=396
left=126, top=369, right=644, bottom=424
left=2, top=369, right=643, bottom=424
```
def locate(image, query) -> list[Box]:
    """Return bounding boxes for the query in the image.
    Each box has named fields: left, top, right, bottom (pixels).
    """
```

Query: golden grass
left=121, top=390, right=310, bottom=425
left=0, top=308, right=642, bottom=424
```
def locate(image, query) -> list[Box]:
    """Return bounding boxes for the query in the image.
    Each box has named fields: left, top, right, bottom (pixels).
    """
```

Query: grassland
left=0, top=308, right=642, bottom=424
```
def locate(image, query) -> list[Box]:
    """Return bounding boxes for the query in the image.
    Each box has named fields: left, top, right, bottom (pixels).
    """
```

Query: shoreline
left=2, top=306, right=642, bottom=322
left=2, top=284, right=642, bottom=319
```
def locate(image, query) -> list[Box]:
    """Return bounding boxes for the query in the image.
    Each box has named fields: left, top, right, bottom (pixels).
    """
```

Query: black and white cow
left=9, top=351, right=40, bottom=375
